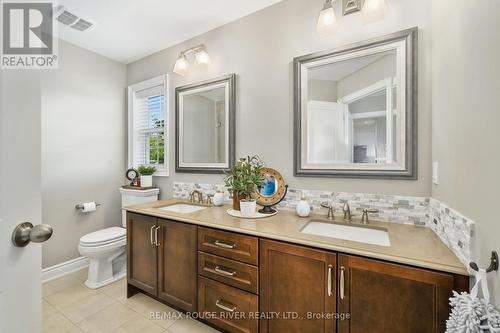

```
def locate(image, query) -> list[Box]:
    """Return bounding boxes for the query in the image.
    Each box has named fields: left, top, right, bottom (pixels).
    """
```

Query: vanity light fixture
left=173, top=45, right=211, bottom=75
left=317, top=0, right=337, bottom=34
left=317, top=0, right=387, bottom=34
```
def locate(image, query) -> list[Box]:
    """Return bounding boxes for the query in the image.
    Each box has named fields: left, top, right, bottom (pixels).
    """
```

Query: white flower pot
left=240, top=200, right=256, bottom=217
left=296, top=198, right=311, bottom=217
left=140, top=175, right=153, bottom=188
left=213, top=192, right=225, bottom=207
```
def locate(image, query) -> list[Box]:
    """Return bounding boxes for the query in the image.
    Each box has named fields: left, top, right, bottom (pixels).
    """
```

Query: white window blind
left=128, top=75, right=168, bottom=175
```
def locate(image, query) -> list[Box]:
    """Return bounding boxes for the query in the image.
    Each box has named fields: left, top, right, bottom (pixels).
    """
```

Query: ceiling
left=308, top=51, right=394, bottom=82
left=55, top=0, right=283, bottom=64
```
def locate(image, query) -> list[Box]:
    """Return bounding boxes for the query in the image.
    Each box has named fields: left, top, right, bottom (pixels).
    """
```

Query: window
left=128, top=75, right=168, bottom=176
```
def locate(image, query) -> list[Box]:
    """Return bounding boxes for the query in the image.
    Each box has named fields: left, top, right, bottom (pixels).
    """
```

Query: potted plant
left=138, top=165, right=156, bottom=188
left=224, top=155, right=265, bottom=216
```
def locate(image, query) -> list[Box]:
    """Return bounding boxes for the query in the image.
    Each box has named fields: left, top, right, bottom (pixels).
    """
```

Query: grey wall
left=41, top=40, right=127, bottom=268
left=127, top=0, right=432, bottom=198
left=431, top=0, right=500, bottom=307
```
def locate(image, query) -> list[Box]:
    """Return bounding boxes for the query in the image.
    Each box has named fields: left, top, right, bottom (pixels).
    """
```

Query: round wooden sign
left=253, top=167, right=287, bottom=206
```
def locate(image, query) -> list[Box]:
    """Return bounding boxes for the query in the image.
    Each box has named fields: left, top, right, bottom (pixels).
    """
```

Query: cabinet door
left=337, top=255, right=454, bottom=333
left=260, top=239, right=337, bottom=333
left=127, top=213, right=158, bottom=295
left=157, top=219, right=197, bottom=312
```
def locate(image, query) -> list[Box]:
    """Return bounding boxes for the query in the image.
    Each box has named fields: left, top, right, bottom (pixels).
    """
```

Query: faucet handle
left=321, top=201, right=335, bottom=220
left=361, top=208, right=379, bottom=224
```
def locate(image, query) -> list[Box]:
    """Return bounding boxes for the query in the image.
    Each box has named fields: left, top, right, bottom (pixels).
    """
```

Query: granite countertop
left=124, top=199, right=469, bottom=276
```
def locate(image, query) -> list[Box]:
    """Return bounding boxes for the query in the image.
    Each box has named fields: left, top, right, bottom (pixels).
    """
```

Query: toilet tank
left=119, top=188, right=160, bottom=227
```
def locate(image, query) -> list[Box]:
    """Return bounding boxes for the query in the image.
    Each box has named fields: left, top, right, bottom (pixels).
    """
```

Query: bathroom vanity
left=124, top=199, right=469, bottom=333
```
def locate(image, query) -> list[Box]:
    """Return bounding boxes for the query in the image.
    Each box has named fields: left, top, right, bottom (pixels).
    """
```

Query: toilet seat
left=79, top=227, right=126, bottom=247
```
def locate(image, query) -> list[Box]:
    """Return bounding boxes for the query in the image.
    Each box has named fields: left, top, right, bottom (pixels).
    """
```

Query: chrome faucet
left=189, top=190, right=203, bottom=204
left=321, top=202, right=335, bottom=220
left=342, top=202, right=352, bottom=222
left=360, top=208, right=379, bottom=224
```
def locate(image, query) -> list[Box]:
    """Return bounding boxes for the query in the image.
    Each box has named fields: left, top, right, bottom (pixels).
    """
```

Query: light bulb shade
left=317, top=3, right=337, bottom=34
left=194, top=49, right=211, bottom=67
left=173, top=54, right=189, bottom=75
left=362, top=0, right=388, bottom=24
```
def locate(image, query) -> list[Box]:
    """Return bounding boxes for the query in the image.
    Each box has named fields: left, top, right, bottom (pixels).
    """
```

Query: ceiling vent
left=71, top=19, right=93, bottom=31
left=56, top=9, right=78, bottom=25
left=52, top=6, right=94, bottom=32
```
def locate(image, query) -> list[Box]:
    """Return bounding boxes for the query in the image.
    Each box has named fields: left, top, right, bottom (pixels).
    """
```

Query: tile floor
left=42, top=268, right=221, bottom=333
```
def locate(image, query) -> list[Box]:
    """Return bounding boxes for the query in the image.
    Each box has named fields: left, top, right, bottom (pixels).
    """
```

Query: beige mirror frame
left=293, top=28, right=418, bottom=179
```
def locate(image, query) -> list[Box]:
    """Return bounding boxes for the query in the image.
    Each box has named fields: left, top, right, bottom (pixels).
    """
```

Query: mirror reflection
left=182, top=86, right=227, bottom=164
left=176, top=74, right=235, bottom=173
left=305, top=49, right=400, bottom=167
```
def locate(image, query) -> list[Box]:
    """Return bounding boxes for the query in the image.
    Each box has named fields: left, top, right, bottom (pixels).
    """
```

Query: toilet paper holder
left=75, top=202, right=101, bottom=211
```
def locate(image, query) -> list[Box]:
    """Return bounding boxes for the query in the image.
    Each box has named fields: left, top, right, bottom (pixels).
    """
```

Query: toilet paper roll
left=82, top=202, right=97, bottom=213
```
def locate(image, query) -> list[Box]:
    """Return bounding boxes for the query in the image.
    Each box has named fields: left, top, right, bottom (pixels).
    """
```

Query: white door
left=0, top=70, right=49, bottom=333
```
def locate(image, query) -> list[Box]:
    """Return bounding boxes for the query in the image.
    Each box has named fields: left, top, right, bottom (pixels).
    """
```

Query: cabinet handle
left=214, top=240, right=236, bottom=249
left=214, top=266, right=236, bottom=277
left=340, top=266, right=345, bottom=300
left=150, top=226, right=155, bottom=245
left=327, top=264, right=333, bottom=297
left=154, top=226, right=160, bottom=246
left=215, top=299, right=237, bottom=312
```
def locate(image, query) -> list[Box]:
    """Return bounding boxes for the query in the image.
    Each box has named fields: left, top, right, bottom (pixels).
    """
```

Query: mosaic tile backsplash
left=173, top=182, right=429, bottom=225
left=429, top=198, right=475, bottom=269
left=172, top=181, right=475, bottom=267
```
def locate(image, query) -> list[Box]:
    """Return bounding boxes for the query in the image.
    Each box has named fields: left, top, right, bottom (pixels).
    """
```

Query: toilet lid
left=80, top=227, right=126, bottom=246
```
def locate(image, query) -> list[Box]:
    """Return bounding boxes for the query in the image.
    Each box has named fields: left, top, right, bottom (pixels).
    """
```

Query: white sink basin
left=158, top=204, right=207, bottom=214
left=301, top=221, right=391, bottom=247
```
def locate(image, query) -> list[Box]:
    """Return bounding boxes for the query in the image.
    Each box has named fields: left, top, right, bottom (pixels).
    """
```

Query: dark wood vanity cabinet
left=260, top=239, right=337, bottom=333
left=127, top=213, right=197, bottom=312
left=127, top=213, right=158, bottom=295
left=337, top=254, right=455, bottom=333
left=127, top=213, right=468, bottom=333
left=157, top=219, right=197, bottom=312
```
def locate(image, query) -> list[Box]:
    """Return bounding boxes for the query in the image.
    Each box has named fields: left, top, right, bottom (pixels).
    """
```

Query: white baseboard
left=42, top=257, right=89, bottom=283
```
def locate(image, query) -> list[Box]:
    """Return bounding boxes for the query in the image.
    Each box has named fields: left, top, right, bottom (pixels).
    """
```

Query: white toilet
left=78, top=188, right=159, bottom=289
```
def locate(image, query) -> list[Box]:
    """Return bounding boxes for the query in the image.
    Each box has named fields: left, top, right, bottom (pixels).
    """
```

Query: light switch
left=433, top=161, right=439, bottom=185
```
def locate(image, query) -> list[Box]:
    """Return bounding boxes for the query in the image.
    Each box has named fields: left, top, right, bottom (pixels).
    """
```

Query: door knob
left=12, top=222, right=53, bottom=247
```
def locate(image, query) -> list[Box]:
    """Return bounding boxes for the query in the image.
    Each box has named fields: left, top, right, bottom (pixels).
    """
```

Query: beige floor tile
left=43, top=311, right=83, bottom=333
left=112, top=316, right=165, bottom=333
left=166, top=318, right=220, bottom=333
left=100, top=278, right=127, bottom=301
left=45, top=283, right=99, bottom=308
left=43, top=274, right=82, bottom=298
left=43, top=299, right=58, bottom=317
left=70, top=268, right=90, bottom=282
left=60, top=292, right=116, bottom=323
left=121, top=293, right=183, bottom=328
left=77, top=302, right=138, bottom=333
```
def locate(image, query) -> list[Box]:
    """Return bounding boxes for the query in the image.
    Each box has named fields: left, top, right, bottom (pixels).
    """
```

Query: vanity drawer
left=198, top=276, right=258, bottom=333
left=198, top=227, right=258, bottom=265
left=198, top=252, right=259, bottom=294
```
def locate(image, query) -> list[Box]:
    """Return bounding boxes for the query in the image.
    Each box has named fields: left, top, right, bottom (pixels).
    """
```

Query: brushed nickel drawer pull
left=150, top=226, right=155, bottom=245
left=327, top=264, right=333, bottom=297
left=340, top=266, right=346, bottom=300
left=155, top=226, right=161, bottom=246
left=214, top=266, right=236, bottom=277
left=215, top=299, right=237, bottom=312
left=214, top=240, right=236, bottom=249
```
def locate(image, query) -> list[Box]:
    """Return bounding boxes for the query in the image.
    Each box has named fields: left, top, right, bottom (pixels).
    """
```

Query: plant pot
left=232, top=193, right=241, bottom=211
left=240, top=200, right=256, bottom=217
left=140, top=175, right=153, bottom=188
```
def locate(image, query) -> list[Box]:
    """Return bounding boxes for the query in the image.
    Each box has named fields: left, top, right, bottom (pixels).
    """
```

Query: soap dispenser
left=296, top=196, right=311, bottom=217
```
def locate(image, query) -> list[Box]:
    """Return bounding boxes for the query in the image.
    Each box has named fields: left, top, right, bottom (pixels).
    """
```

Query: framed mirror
left=294, top=28, right=417, bottom=179
left=176, top=74, right=236, bottom=173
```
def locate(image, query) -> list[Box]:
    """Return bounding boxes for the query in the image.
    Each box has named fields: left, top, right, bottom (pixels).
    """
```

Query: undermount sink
left=301, top=221, right=391, bottom=247
left=158, top=204, right=207, bottom=214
